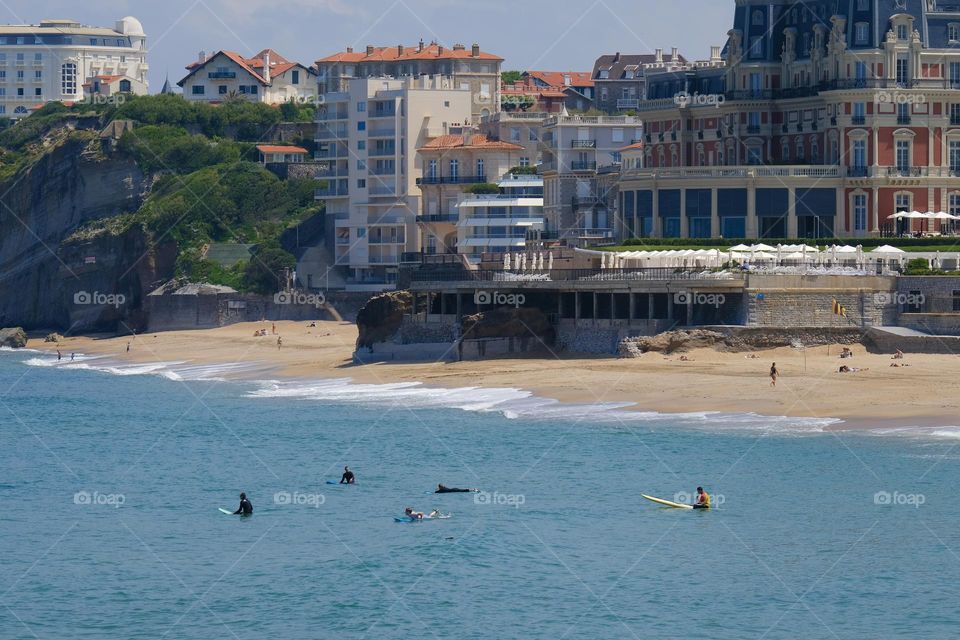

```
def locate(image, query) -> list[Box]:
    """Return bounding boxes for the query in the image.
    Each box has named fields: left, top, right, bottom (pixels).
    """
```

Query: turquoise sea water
left=2, top=350, right=960, bottom=639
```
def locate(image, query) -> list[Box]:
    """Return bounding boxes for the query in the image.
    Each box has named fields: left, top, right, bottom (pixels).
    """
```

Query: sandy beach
left=26, top=320, right=960, bottom=428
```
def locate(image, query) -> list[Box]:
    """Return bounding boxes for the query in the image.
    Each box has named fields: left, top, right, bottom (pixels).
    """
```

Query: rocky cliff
left=0, top=131, right=165, bottom=331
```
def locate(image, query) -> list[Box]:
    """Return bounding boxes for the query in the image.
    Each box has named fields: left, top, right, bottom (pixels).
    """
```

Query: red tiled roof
left=419, top=133, right=523, bottom=151
left=181, top=49, right=309, bottom=87
left=317, top=43, right=502, bottom=64
left=257, top=145, right=308, bottom=154
left=526, top=71, right=594, bottom=88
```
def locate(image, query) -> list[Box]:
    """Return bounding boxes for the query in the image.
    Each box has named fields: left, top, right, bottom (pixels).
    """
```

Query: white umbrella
left=729, top=244, right=752, bottom=252
left=548, top=252, right=554, bottom=271
left=872, top=245, right=906, bottom=254
left=504, top=252, right=511, bottom=270
left=753, top=243, right=776, bottom=252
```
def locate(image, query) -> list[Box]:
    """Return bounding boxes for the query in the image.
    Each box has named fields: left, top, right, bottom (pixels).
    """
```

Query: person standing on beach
left=126, top=342, right=131, bottom=353
left=770, top=362, right=779, bottom=387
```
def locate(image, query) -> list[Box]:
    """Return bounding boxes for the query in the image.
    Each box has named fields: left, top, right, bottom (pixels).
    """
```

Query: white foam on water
left=22, top=354, right=268, bottom=382
left=867, top=426, right=960, bottom=441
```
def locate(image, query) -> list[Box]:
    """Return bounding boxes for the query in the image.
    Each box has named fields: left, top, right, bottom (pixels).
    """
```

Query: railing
left=316, top=127, right=348, bottom=140
left=543, top=115, right=639, bottom=126
left=416, top=175, right=487, bottom=185
left=416, top=214, right=459, bottom=223
left=570, top=161, right=597, bottom=171
left=746, top=125, right=761, bottom=134
left=577, top=228, right=616, bottom=238
left=847, top=167, right=871, bottom=177
left=888, top=166, right=921, bottom=177
left=370, top=110, right=397, bottom=118
left=208, top=71, right=236, bottom=79
left=897, top=116, right=912, bottom=125
left=368, top=147, right=396, bottom=157
left=370, top=167, right=397, bottom=176
left=617, top=99, right=640, bottom=109
left=315, top=148, right=347, bottom=160
left=409, top=267, right=747, bottom=283
left=571, top=140, right=597, bottom=148
left=315, top=187, right=349, bottom=197
left=368, top=127, right=397, bottom=137
left=572, top=195, right=607, bottom=208
left=624, top=165, right=842, bottom=179
left=318, top=111, right=348, bottom=122
left=369, top=185, right=399, bottom=196
left=852, top=116, right=866, bottom=125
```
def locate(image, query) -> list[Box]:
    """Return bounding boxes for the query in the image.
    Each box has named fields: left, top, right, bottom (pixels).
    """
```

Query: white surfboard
left=219, top=507, right=234, bottom=515
left=641, top=494, right=694, bottom=510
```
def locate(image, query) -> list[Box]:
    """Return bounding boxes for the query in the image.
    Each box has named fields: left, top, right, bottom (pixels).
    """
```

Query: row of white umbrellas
left=502, top=251, right=554, bottom=271
left=889, top=211, right=960, bottom=221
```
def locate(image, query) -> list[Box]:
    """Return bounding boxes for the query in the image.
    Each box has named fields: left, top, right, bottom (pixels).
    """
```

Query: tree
left=242, top=242, right=296, bottom=294
left=501, top=70, right=523, bottom=85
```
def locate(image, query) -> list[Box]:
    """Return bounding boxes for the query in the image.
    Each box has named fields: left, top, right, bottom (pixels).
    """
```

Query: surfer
left=340, top=466, right=355, bottom=484
left=693, top=487, right=711, bottom=509
left=403, top=507, right=443, bottom=521
left=436, top=484, right=475, bottom=493
left=234, top=492, right=253, bottom=515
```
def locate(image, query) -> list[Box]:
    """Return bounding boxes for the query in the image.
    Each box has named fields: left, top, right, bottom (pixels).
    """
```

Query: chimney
left=463, top=128, right=474, bottom=145
left=655, top=48, right=662, bottom=63
left=346, top=46, right=354, bottom=53
left=438, top=44, right=444, bottom=55
left=198, top=50, right=207, bottom=64
left=671, top=47, right=679, bottom=62
left=366, top=45, right=374, bottom=55
left=710, top=45, right=721, bottom=62
left=419, top=39, right=425, bottom=52
left=263, top=51, right=271, bottom=83
left=472, top=43, right=480, bottom=58
left=613, top=51, right=621, bottom=63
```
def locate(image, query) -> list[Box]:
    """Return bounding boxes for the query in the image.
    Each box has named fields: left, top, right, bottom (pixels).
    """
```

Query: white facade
left=457, top=174, right=545, bottom=261
left=0, top=17, right=148, bottom=118
left=316, top=76, right=473, bottom=290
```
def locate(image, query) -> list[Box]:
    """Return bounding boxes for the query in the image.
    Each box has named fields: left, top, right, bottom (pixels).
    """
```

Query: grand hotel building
left=617, top=0, right=960, bottom=240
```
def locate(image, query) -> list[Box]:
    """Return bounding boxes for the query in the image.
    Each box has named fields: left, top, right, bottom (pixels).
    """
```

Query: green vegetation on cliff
left=1, top=95, right=322, bottom=293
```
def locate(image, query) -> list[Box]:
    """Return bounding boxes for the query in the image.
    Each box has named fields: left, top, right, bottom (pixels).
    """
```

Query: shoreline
left=21, top=320, right=960, bottom=430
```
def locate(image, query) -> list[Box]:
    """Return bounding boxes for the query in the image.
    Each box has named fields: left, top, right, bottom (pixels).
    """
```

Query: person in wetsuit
left=436, top=484, right=475, bottom=493
left=340, top=466, right=355, bottom=484
left=693, top=487, right=711, bottom=510
left=234, top=492, right=253, bottom=515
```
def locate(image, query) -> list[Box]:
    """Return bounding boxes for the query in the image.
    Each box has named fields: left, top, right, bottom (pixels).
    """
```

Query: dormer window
left=857, top=0, right=868, bottom=10
left=950, top=23, right=960, bottom=43
left=752, top=9, right=764, bottom=26
left=855, top=22, right=869, bottom=45
left=599, top=69, right=609, bottom=79
left=897, top=24, right=908, bottom=40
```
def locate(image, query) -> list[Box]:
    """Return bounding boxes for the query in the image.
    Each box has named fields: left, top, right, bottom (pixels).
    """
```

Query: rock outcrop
left=0, top=327, right=27, bottom=348
left=44, top=332, right=64, bottom=343
left=618, top=327, right=866, bottom=357
left=619, top=330, right=727, bottom=356
left=355, top=290, right=413, bottom=350
left=461, top=307, right=555, bottom=344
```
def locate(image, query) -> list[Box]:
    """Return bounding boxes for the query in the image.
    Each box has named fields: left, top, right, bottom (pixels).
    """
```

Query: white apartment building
left=456, top=173, right=545, bottom=262
left=0, top=17, right=148, bottom=119
left=178, top=49, right=316, bottom=104
left=315, top=76, right=473, bottom=290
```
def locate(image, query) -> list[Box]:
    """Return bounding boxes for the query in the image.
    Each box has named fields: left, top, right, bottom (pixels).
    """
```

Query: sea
left=2, top=348, right=959, bottom=639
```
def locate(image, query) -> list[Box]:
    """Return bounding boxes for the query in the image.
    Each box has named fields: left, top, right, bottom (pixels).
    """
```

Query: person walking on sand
left=272, top=323, right=276, bottom=335
left=126, top=342, right=131, bottom=353
left=770, top=362, right=780, bottom=387
left=277, top=336, right=283, bottom=350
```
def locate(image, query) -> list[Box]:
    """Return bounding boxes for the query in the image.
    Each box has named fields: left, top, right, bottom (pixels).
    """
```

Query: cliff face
left=0, top=135, right=164, bottom=331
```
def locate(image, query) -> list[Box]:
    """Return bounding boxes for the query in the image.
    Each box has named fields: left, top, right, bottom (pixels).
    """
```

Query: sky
left=0, top=0, right=734, bottom=91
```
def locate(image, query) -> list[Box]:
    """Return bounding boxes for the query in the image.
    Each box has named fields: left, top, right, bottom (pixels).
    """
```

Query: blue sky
left=2, top=0, right=734, bottom=90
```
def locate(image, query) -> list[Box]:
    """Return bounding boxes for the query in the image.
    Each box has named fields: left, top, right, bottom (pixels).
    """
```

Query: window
left=357, top=160, right=366, bottom=170
left=0, top=88, right=5, bottom=96
left=855, top=23, right=869, bottom=45
left=951, top=62, right=960, bottom=87
left=950, top=193, right=960, bottom=217
left=951, top=24, right=960, bottom=42
left=510, top=127, right=520, bottom=142
left=33, top=87, right=40, bottom=96
left=896, top=56, right=909, bottom=85
left=599, top=69, right=609, bottom=80
left=0, top=106, right=4, bottom=115
left=852, top=139, right=867, bottom=168
left=449, top=159, right=459, bottom=179
left=34, top=53, right=41, bottom=62
left=749, top=37, right=764, bottom=59
left=357, top=121, right=366, bottom=131
left=0, top=71, right=5, bottom=80
left=119, top=80, right=131, bottom=92
left=357, top=101, right=365, bottom=112
left=476, top=158, right=485, bottom=178
left=519, top=157, right=530, bottom=167
left=897, top=102, right=910, bottom=123
left=428, top=160, right=438, bottom=179
left=853, top=194, right=867, bottom=232
left=897, top=24, right=908, bottom=41
left=796, top=138, right=805, bottom=162
left=16, top=70, right=23, bottom=80
left=857, top=0, right=868, bottom=9
left=60, top=62, right=77, bottom=96
left=853, top=102, right=866, bottom=121
left=529, top=128, right=537, bottom=142
left=952, top=104, right=960, bottom=125
left=752, top=9, right=764, bottom=26
left=357, top=228, right=366, bottom=238
left=192, top=85, right=205, bottom=95
left=357, top=179, right=366, bottom=188
left=896, top=192, right=911, bottom=213
left=292, top=70, right=300, bottom=85
left=950, top=141, right=960, bottom=173
left=781, top=139, right=790, bottom=162
left=855, top=62, right=867, bottom=83
left=16, top=87, right=23, bottom=96
left=953, top=289, right=960, bottom=312
left=357, top=140, right=366, bottom=151
left=612, top=128, right=624, bottom=143
left=34, top=70, right=41, bottom=80
left=219, top=85, right=228, bottom=95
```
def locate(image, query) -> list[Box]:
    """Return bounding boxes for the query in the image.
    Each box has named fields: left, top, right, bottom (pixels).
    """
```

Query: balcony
left=624, top=165, right=842, bottom=179
left=370, top=109, right=397, bottom=119
left=368, top=127, right=397, bottom=137
left=316, top=126, right=348, bottom=140
left=847, top=166, right=871, bottom=177
left=572, top=195, right=608, bottom=208
left=897, top=116, right=912, bottom=125
left=887, top=166, right=922, bottom=177
left=369, top=185, right=399, bottom=196
left=571, top=140, right=597, bottom=148
left=570, top=161, right=597, bottom=172
left=746, top=125, right=761, bottom=134
left=370, top=167, right=397, bottom=176
left=617, top=98, right=640, bottom=110
left=208, top=71, right=236, bottom=79
left=368, top=147, right=396, bottom=157
left=416, top=213, right=459, bottom=223
left=415, top=175, right=487, bottom=185
left=315, top=186, right=349, bottom=198
left=852, top=116, right=866, bottom=125
left=315, top=148, right=348, bottom=160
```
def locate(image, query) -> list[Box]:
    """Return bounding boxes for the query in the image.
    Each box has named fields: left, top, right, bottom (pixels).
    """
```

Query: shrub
left=465, top=182, right=500, bottom=194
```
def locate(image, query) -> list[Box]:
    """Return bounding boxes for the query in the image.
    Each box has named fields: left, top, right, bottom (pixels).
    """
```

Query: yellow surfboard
left=641, top=494, right=694, bottom=509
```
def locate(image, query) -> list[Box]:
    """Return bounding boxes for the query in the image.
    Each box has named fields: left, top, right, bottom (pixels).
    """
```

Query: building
left=617, top=0, right=960, bottom=240
left=500, top=78, right=568, bottom=113
left=178, top=49, right=316, bottom=104
left=0, top=17, right=147, bottom=119
left=82, top=73, right=147, bottom=100
left=524, top=70, right=595, bottom=111
left=591, top=48, right=689, bottom=113
left=316, top=41, right=502, bottom=119
left=540, top=114, right=643, bottom=245
left=478, top=111, right=545, bottom=167
left=314, top=76, right=473, bottom=290
left=257, top=144, right=308, bottom=164
left=415, top=130, right=526, bottom=255
left=454, top=172, right=546, bottom=262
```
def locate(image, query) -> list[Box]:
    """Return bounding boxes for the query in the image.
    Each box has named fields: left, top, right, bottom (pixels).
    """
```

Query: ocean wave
left=867, top=426, right=960, bottom=440
left=22, top=355, right=268, bottom=382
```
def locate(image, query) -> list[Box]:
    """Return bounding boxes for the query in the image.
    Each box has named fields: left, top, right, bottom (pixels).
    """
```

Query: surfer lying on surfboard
left=435, top=484, right=476, bottom=493
left=403, top=507, right=445, bottom=521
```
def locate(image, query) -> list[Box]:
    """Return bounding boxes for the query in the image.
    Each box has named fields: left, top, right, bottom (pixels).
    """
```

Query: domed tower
left=115, top=16, right=148, bottom=90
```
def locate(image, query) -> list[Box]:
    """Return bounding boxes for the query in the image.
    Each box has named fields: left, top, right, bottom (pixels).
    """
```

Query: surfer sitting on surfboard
left=340, top=466, right=355, bottom=484
left=694, top=487, right=710, bottom=509
left=234, top=492, right=253, bottom=515
left=436, top=484, right=475, bottom=493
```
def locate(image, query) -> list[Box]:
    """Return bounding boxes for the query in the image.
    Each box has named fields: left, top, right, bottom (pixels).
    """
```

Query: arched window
left=752, top=9, right=765, bottom=26
left=119, top=79, right=131, bottom=92
left=14, top=106, right=28, bottom=114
